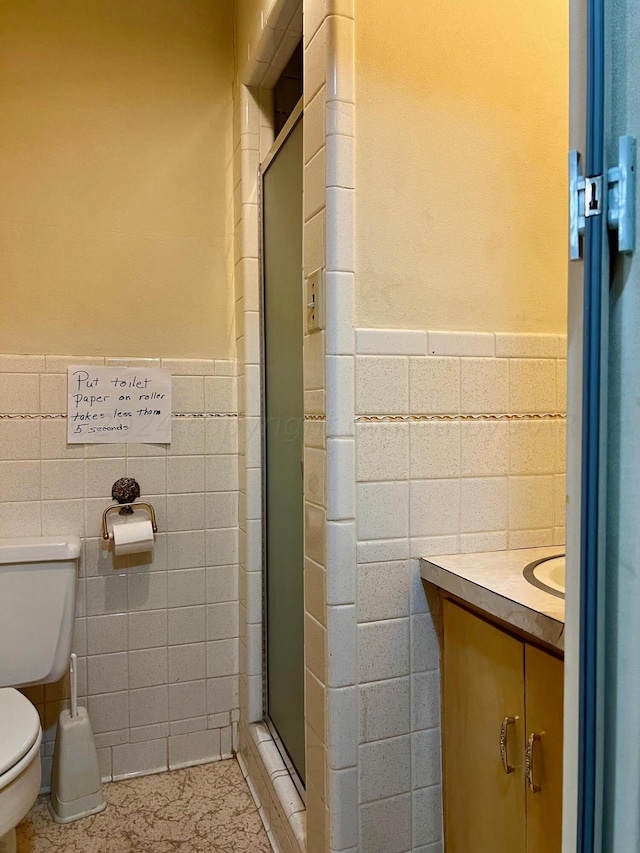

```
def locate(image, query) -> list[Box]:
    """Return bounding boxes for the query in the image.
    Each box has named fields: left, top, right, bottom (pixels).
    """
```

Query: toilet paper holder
left=101, top=478, right=158, bottom=541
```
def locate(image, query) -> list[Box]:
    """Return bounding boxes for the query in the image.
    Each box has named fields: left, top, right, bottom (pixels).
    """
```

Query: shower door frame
left=259, top=97, right=306, bottom=801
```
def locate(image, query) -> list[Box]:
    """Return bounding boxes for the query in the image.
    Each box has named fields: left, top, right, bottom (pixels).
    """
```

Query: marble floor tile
left=16, top=760, right=272, bottom=853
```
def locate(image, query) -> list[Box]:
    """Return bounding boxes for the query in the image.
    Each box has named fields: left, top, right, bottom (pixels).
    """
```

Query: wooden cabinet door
left=442, top=601, right=526, bottom=853
left=525, top=645, right=564, bottom=853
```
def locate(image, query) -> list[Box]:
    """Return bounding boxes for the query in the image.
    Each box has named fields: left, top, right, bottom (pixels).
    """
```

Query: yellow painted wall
left=0, top=0, right=235, bottom=358
left=355, top=0, right=569, bottom=333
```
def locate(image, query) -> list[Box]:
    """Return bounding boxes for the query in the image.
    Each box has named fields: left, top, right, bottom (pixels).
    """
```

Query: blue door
left=601, top=1, right=640, bottom=848
left=571, top=0, right=640, bottom=849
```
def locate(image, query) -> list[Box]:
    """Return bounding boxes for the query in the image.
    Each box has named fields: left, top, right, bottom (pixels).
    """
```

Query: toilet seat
left=0, top=690, right=41, bottom=782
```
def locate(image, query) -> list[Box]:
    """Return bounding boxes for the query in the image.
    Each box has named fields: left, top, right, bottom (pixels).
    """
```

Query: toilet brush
left=48, top=654, right=106, bottom=823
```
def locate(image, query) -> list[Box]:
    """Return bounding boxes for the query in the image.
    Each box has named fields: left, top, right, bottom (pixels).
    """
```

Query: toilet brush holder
left=48, top=656, right=106, bottom=824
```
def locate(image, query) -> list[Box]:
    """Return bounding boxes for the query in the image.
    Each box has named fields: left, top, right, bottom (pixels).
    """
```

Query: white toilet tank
left=0, top=536, right=80, bottom=688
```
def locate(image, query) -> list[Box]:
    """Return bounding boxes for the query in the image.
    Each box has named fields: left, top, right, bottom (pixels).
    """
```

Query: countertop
left=420, top=546, right=565, bottom=651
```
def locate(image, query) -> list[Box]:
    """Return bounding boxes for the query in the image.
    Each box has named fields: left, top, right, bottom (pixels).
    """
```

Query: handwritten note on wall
left=67, top=366, right=172, bottom=444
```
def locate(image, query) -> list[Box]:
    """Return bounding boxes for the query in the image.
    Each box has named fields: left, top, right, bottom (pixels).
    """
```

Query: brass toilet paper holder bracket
left=101, top=478, right=158, bottom=541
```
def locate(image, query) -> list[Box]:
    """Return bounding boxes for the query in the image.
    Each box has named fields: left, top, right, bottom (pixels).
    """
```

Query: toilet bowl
left=0, top=689, right=43, bottom=853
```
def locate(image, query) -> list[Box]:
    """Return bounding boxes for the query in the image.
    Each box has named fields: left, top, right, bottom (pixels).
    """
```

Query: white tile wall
left=356, top=330, right=567, bottom=558
left=460, top=420, right=508, bottom=476
left=359, top=735, right=411, bottom=803
left=360, top=794, right=413, bottom=853
left=356, top=329, right=428, bottom=356
left=353, top=328, right=567, bottom=852
left=3, top=356, right=239, bottom=788
left=409, top=358, right=460, bottom=415
left=359, top=677, right=411, bottom=743
left=356, top=357, right=409, bottom=414
left=357, top=562, right=410, bottom=623
left=410, top=480, right=461, bottom=538
left=357, top=423, right=409, bottom=481
left=428, top=330, right=494, bottom=358
left=460, top=358, right=510, bottom=414
left=357, top=482, right=409, bottom=541
left=358, top=619, right=410, bottom=683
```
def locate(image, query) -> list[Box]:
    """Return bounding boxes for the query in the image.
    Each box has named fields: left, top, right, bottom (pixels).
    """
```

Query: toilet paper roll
left=111, top=519, right=155, bottom=556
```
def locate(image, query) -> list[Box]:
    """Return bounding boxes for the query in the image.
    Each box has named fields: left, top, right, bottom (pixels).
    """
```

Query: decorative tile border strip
left=282, top=413, right=567, bottom=423
left=0, top=412, right=241, bottom=420
left=356, top=413, right=567, bottom=423
left=176, top=413, right=241, bottom=419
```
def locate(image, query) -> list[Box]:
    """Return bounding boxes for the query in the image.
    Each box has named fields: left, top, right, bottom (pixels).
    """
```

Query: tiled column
left=304, top=3, right=358, bottom=852
left=303, top=6, right=329, bottom=849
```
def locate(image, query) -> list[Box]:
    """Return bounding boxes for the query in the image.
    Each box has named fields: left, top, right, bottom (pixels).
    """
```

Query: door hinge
left=569, top=135, right=636, bottom=261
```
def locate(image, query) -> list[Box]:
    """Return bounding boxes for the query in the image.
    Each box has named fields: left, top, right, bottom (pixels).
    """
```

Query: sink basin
left=523, top=554, right=565, bottom=599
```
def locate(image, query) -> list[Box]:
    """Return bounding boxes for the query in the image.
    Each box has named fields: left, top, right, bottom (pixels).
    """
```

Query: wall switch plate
left=305, top=268, right=324, bottom=333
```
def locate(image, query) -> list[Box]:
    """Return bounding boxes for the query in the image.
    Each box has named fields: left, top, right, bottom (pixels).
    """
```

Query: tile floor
left=16, top=760, right=272, bottom=853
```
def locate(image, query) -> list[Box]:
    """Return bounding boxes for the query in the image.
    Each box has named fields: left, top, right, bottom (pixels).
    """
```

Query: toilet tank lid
left=0, top=536, right=81, bottom=564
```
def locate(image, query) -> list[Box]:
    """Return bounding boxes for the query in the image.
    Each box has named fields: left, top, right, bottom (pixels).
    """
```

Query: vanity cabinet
left=441, top=598, right=563, bottom=853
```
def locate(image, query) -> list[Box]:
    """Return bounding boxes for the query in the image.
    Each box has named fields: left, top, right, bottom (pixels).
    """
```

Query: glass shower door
left=261, top=113, right=305, bottom=784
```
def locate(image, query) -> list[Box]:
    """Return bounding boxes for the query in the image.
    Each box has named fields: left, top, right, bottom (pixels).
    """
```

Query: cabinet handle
left=500, top=716, right=516, bottom=774
left=526, top=733, right=542, bottom=793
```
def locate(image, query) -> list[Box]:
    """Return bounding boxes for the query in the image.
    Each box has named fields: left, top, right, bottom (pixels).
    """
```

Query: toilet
left=0, top=536, right=80, bottom=853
